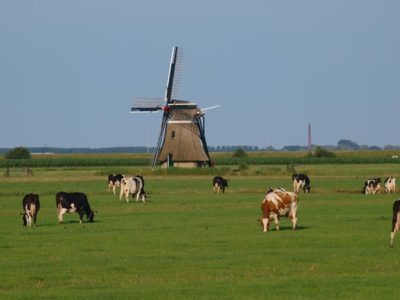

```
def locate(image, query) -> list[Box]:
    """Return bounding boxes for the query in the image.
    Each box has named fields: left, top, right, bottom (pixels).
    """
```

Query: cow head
left=87, top=210, right=96, bottom=222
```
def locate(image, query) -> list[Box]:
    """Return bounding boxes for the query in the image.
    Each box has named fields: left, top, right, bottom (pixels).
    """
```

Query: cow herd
left=19, top=172, right=400, bottom=248
left=21, top=191, right=97, bottom=228
left=361, top=177, right=396, bottom=194
left=260, top=173, right=400, bottom=249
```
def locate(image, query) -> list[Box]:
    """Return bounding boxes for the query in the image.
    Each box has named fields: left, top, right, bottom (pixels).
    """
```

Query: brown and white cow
left=22, top=193, right=40, bottom=227
left=390, top=200, right=400, bottom=247
left=260, top=190, right=298, bottom=232
left=384, top=177, right=396, bottom=194
left=362, top=178, right=381, bottom=194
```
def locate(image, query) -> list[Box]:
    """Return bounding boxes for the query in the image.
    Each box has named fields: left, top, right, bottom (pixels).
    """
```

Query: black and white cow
left=22, top=193, right=40, bottom=227
left=212, top=176, right=229, bottom=194
left=56, top=192, right=96, bottom=224
left=390, top=200, right=400, bottom=247
left=292, top=174, right=311, bottom=194
left=361, top=178, right=381, bottom=194
left=108, top=174, right=125, bottom=195
left=384, top=177, right=396, bottom=194
left=119, top=176, right=146, bottom=203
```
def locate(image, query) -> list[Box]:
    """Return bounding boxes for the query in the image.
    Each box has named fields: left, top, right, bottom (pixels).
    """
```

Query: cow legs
left=140, top=193, right=146, bottom=203
left=119, top=188, right=129, bottom=203
left=26, top=213, right=32, bottom=227
left=291, top=211, right=298, bottom=230
left=78, top=208, right=85, bottom=224
left=390, top=212, right=400, bottom=247
left=213, top=184, right=222, bottom=194
left=24, top=205, right=32, bottom=227
left=272, top=215, right=280, bottom=231
left=57, top=205, right=66, bottom=223
left=262, top=216, right=280, bottom=231
left=262, top=218, right=269, bottom=232
left=293, top=182, right=300, bottom=194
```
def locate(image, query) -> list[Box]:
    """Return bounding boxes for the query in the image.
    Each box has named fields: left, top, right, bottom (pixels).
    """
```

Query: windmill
left=130, top=47, right=218, bottom=169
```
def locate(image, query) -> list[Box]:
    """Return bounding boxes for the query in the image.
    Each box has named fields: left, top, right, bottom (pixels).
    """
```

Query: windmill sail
left=151, top=46, right=183, bottom=168
left=130, top=97, right=163, bottom=113
left=165, top=46, right=183, bottom=102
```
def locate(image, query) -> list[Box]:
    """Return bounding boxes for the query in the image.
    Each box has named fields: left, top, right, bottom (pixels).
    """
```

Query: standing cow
left=362, top=178, right=381, bottom=194
left=108, top=174, right=125, bottom=195
left=212, top=176, right=229, bottom=193
left=390, top=200, right=400, bottom=247
left=260, top=190, right=298, bottom=232
left=22, top=193, right=40, bottom=227
left=119, top=176, right=146, bottom=203
left=384, top=177, right=396, bottom=194
left=56, top=192, right=96, bottom=224
left=292, top=174, right=311, bottom=194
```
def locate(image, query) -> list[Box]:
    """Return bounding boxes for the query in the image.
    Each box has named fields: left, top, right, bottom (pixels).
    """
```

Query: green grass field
left=1, top=164, right=400, bottom=299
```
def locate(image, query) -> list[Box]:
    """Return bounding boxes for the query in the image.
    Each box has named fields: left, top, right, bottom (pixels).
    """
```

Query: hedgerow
left=0, top=156, right=399, bottom=168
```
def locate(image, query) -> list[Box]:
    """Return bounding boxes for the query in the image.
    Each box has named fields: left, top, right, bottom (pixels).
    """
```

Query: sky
left=1, top=0, right=399, bottom=149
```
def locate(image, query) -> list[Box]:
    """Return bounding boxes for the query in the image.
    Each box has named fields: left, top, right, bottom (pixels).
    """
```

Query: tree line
left=1, top=139, right=399, bottom=155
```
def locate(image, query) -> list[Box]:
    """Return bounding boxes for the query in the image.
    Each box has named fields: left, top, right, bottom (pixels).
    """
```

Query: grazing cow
left=22, top=193, right=40, bottom=227
left=390, top=200, right=400, bottom=247
left=362, top=178, right=381, bottom=194
left=384, top=177, right=396, bottom=194
left=56, top=192, right=95, bottom=224
left=119, top=176, right=146, bottom=203
left=260, top=190, right=298, bottom=232
left=108, top=174, right=125, bottom=195
left=292, top=174, right=311, bottom=194
left=212, top=176, right=229, bottom=193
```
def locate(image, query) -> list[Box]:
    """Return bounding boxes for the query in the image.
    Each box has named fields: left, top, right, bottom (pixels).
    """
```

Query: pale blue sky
left=1, top=0, right=399, bottom=149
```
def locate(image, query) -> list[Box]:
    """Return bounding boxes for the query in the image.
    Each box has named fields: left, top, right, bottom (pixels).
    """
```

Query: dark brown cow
left=260, top=190, right=298, bottom=232
left=390, top=200, right=400, bottom=247
left=22, top=193, right=40, bottom=227
left=212, top=176, right=228, bottom=194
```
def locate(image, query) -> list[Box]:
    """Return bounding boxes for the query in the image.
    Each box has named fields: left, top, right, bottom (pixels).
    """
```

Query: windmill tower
left=307, top=123, right=312, bottom=150
left=130, top=47, right=217, bottom=169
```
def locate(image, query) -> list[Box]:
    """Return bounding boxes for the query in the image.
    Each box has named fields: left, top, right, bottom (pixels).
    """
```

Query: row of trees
left=0, top=145, right=336, bottom=160
left=1, top=139, right=398, bottom=159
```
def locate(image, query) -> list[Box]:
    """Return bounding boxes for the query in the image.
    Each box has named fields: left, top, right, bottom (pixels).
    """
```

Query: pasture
left=1, top=164, right=400, bottom=299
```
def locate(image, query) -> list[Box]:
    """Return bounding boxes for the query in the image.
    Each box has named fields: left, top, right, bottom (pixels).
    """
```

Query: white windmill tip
left=201, top=105, right=220, bottom=112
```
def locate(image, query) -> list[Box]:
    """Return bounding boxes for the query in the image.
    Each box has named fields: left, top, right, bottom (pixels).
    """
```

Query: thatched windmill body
left=131, top=47, right=217, bottom=169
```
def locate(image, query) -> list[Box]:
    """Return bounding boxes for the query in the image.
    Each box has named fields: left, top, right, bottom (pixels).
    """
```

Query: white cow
left=385, top=177, right=396, bottom=194
left=119, top=176, right=146, bottom=203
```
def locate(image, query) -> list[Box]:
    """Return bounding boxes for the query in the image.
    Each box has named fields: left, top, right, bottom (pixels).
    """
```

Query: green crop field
left=1, top=162, right=400, bottom=299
